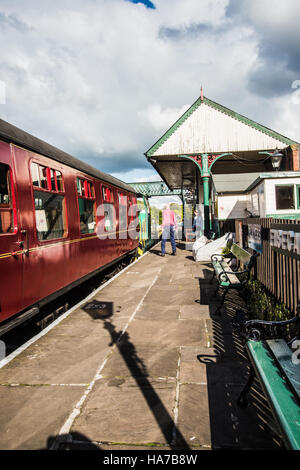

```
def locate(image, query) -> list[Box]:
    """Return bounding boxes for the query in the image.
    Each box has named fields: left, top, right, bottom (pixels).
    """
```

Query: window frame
left=76, top=175, right=97, bottom=236
left=0, top=162, right=17, bottom=236
left=30, top=159, right=68, bottom=243
left=296, top=185, right=300, bottom=210
left=275, top=183, right=296, bottom=211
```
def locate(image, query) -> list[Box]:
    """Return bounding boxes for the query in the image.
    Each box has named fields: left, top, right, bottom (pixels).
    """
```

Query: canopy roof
left=145, top=95, right=299, bottom=189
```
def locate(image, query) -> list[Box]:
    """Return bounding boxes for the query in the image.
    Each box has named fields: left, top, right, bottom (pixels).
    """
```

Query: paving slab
left=72, top=378, right=176, bottom=445
left=143, top=287, right=200, bottom=305
left=0, top=384, right=85, bottom=450
left=180, top=304, right=210, bottom=320
left=125, top=319, right=207, bottom=347
left=176, top=384, right=211, bottom=447
left=0, top=331, right=111, bottom=385
left=135, top=304, right=180, bottom=321
left=101, top=343, right=179, bottom=379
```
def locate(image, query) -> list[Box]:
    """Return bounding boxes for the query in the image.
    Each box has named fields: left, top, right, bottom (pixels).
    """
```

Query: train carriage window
left=31, top=162, right=40, bottom=187
left=56, top=171, right=63, bottom=192
left=77, top=178, right=96, bottom=234
left=39, top=165, right=48, bottom=189
left=103, top=186, right=114, bottom=203
left=31, top=162, right=64, bottom=193
left=101, top=186, right=115, bottom=233
left=0, top=163, right=14, bottom=233
left=104, top=205, right=115, bottom=232
left=34, top=192, right=66, bottom=240
left=118, top=192, right=127, bottom=232
left=31, top=161, right=67, bottom=241
left=50, top=169, right=56, bottom=191
left=128, top=196, right=135, bottom=223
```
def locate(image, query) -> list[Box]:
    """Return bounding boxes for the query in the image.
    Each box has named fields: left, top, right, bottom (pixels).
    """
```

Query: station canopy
left=145, top=95, right=299, bottom=190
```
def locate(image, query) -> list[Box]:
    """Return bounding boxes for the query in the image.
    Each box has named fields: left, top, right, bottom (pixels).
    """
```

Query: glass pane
left=0, top=163, right=13, bottom=233
left=78, top=198, right=96, bottom=233
left=81, top=180, right=86, bottom=197
left=39, top=166, right=48, bottom=189
left=56, top=171, right=63, bottom=191
left=0, top=163, right=10, bottom=205
left=104, top=204, right=115, bottom=232
left=0, top=209, right=13, bottom=233
left=31, top=162, right=40, bottom=187
left=34, top=190, right=66, bottom=240
left=275, top=185, right=295, bottom=210
left=50, top=169, right=56, bottom=191
left=119, top=202, right=127, bottom=230
left=76, top=178, right=82, bottom=195
left=103, top=187, right=112, bottom=202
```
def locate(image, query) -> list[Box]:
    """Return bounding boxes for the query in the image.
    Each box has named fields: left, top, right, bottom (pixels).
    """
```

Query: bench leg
left=237, top=364, right=255, bottom=408
left=240, top=286, right=248, bottom=307
left=215, top=287, right=228, bottom=315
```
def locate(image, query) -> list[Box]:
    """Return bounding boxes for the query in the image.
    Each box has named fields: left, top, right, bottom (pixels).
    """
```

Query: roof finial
left=200, top=85, right=203, bottom=102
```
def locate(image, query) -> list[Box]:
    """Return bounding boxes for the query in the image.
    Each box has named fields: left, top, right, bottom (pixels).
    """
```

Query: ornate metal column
left=179, top=153, right=232, bottom=236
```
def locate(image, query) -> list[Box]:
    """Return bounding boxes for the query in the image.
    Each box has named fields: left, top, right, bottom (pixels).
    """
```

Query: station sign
left=248, top=223, right=262, bottom=253
left=270, top=223, right=300, bottom=259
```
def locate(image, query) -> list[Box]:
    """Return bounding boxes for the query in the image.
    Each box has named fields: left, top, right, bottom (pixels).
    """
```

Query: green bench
left=237, top=309, right=300, bottom=449
left=210, top=243, right=259, bottom=315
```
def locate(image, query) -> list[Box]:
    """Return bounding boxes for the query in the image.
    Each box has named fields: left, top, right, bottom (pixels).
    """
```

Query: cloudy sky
left=0, top=0, right=300, bottom=184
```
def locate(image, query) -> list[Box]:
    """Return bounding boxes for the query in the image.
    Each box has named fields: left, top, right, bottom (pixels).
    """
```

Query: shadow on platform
left=46, top=432, right=101, bottom=450
left=82, top=299, right=190, bottom=450
left=196, top=267, right=279, bottom=449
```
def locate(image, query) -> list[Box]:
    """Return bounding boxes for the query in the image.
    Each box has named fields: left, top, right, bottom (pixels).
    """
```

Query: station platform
left=0, top=244, right=278, bottom=450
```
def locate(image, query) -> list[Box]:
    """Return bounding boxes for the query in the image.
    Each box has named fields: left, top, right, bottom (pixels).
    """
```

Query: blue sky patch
left=126, top=0, right=156, bottom=9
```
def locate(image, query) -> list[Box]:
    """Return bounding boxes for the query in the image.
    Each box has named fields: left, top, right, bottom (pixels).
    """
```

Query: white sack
left=193, top=232, right=234, bottom=262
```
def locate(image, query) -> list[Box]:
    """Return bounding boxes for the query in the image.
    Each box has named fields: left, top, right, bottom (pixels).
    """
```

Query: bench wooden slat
left=247, top=339, right=300, bottom=450
left=212, top=259, right=240, bottom=286
left=267, top=339, right=300, bottom=401
left=231, top=244, right=251, bottom=265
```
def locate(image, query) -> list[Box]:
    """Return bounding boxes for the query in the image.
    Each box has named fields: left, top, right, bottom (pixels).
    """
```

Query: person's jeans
left=161, top=225, right=176, bottom=255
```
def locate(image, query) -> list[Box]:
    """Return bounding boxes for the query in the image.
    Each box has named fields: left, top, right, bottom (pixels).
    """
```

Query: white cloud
left=139, top=103, right=190, bottom=133
left=0, top=0, right=298, bottom=182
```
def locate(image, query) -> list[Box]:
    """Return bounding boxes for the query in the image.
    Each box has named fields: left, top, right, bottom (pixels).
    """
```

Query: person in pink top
left=161, top=203, right=177, bottom=256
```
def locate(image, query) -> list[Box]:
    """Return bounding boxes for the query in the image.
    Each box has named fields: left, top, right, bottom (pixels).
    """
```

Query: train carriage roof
left=0, top=118, right=137, bottom=194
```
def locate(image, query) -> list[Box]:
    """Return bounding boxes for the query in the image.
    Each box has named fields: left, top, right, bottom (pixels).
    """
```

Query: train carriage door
left=0, top=142, right=23, bottom=322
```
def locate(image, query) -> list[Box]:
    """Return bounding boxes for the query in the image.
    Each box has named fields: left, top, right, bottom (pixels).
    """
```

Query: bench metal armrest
left=243, top=316, right=299, bottom=341
left=211, top=253, right=225, bottom=261
left=211, top=253, right=232, bottom=262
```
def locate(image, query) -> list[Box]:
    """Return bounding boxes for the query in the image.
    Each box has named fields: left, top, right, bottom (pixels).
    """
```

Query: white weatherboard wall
left=217, top=194, right=250, bottom=220
left=264, top=177, right=300, bottom=217
left=248, top=182, right=265, bottom=217
left=152, top=103, right=288, bottom=156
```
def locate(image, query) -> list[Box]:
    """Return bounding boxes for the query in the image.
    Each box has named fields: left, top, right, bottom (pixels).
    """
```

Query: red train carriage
left=0, top=119, right=139, bottom=332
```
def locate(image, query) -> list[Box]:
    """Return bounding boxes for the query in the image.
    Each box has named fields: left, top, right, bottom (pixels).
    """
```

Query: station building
left=144, top=93, right=300, bottom=235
